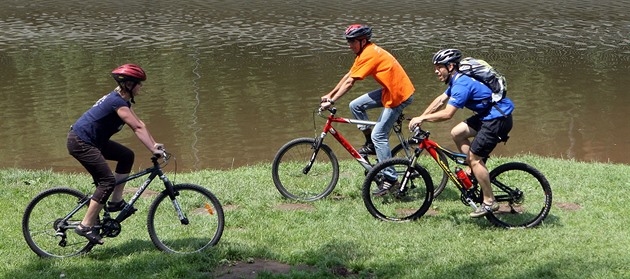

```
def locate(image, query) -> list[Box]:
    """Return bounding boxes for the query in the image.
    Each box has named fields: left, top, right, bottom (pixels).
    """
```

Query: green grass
left=1, top=155, right=629, bottom=278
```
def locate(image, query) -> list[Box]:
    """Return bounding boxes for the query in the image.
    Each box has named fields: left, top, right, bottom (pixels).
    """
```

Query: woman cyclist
left=67, top=64, right=164, bottom=244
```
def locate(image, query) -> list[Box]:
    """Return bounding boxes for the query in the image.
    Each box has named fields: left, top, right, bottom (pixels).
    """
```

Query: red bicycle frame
left=316, top=108, right=379, bottom=171
left=408, top=128, right=480, bottom=208
left=413, top=129, right=470, bottom=189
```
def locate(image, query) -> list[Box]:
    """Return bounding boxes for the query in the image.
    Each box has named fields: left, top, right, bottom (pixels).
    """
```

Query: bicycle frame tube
left=114, top=168, right=159, bottom=222
left=418, top=138, right=468, bottom=189
left=392, top=116, right=414, bottom=158
left=59, top=167, right=157, bottom=224
left=407, top=129, right=481, bottom=209
left=61, top=195, right=91, bottom=224
left=322, top=114, right=377, bottom=170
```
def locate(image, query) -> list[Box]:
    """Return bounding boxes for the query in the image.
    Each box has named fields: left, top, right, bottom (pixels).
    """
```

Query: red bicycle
left=271, top=107, right=446, bottom=202
left=362, top=127, right=552, bottom=228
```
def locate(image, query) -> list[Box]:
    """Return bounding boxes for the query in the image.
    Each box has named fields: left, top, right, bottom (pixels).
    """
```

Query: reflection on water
left=0, top=0, right=629, bottom=172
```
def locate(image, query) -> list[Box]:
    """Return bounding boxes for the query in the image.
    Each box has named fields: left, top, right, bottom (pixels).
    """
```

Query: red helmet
left=111, top=64, right=146, bottom=83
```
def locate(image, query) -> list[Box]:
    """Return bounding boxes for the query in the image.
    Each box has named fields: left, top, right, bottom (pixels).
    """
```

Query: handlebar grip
left=317, top=106, right=337, bottom=116
left=152, top=150, right=168, bottom=159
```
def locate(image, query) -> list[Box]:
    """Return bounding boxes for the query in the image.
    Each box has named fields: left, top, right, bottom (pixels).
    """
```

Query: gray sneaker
left=470, top=202, right=499, bottom=218
left=372, top=180, right=400, bottom=196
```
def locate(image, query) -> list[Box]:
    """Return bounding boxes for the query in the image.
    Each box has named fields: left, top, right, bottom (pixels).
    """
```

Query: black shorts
left=464, top=114, right=513, bottom=158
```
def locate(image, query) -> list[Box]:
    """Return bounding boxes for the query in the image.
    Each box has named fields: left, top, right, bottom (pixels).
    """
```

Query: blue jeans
left=349, top=88, right=414, bottom=181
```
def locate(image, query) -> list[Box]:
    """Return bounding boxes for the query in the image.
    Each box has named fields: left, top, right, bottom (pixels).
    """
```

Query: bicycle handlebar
left=409, top=126, right=431, bottom=144
left=317, top=107, right=337, bottom=118
left=151, top=149, right=172, bottom=165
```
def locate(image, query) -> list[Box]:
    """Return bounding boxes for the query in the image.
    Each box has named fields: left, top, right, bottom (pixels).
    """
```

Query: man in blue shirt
left=409, top=49, right=514, bottom=218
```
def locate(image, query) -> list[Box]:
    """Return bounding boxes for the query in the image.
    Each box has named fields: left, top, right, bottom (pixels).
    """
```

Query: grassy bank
left=1, top=155, right=629, bottom=278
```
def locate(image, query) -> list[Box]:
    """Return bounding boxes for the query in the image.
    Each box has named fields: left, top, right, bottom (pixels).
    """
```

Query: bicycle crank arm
left=465, top=197, right=478, bottom=210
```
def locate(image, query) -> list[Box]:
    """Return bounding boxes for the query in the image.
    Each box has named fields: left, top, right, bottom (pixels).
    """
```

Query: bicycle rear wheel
left=362, top=158, right=434, bottom=222
left=22, top=187, right=92, bottom=258
left=392, top=142, right=449, bottom=198
left=485, top=162, right=553, bottom=228
left=147, top=184, right=224, bottom=254
left=271, top=137, right=339, bottom=201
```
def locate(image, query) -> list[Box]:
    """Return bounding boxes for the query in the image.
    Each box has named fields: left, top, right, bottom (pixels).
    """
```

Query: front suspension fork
left=303, top=134, right=325, bottom=174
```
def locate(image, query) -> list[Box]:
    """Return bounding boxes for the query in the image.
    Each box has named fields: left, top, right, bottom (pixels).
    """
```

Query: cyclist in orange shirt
left=320, top=24, right=415, bottom=195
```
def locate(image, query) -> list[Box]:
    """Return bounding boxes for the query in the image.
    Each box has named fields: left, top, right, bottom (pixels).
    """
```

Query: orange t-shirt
left=349, top=43, right=415, bottom=108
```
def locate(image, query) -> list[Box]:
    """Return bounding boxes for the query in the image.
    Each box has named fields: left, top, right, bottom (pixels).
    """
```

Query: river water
left=1, top=0, right=629, bottom=172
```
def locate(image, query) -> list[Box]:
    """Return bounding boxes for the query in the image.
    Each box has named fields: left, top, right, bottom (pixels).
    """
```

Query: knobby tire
left=484, top=162, right=552, bottom=228
left=147, top=184, right=224, bottom=254
left=362, top=158, right=434, bottom=222
left=22, top=187, right=93, bottom=258
left=271, top=137, right=339, bottom=201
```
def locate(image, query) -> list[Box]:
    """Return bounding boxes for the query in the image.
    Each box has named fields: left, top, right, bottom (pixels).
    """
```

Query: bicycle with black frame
left=22, top=150, right=225, bottom=258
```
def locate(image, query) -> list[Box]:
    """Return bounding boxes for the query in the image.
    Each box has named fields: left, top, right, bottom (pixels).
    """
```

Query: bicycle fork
left=396, top=148, right=424, bottom=195
left=161, top=174, right=189, bottom=225
left=303, top=133, right=326, bottom=174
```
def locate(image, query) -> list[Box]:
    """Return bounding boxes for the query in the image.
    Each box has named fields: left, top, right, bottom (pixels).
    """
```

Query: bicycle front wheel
left=362, top=158, right=434, bottom=222
left=485, top=162, right=553, bottom=228
left=147, top=184, right=224, bottom=254
left=22, top=187, right=92, bottom=258
left=271, top=137, right=339, bottom=201
left=392, top=142, right=449, bottom=198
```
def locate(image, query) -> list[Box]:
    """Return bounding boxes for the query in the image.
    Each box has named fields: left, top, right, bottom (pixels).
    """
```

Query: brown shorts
left=67, top=131, right=134, bottom=204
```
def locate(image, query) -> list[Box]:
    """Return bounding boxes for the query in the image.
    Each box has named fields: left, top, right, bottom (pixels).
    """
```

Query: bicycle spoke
left=362, top=158, right=433, bottom=222
left=485, top=162, right=552, bottom=228
left=392, top=143, right=449, bottom=198
left=22, top=188, right=92, bottom=258
left=148, top=184, right=224, bottom=254
left=272, top=138, right=339, bottom=201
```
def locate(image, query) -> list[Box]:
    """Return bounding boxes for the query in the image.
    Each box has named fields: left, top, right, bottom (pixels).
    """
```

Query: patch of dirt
left=395, top=207, right=439, bottom=217
left=426, top=208, right=439, bottom=216
left=223, top=204, right=239, bottom=211
left=331, top=195, right=349, bottom=200
left=213, top=259, right=319, bottom=279
left=556, top=202, right=581, bottom=211
left=274, top=203, right=316, bottom=211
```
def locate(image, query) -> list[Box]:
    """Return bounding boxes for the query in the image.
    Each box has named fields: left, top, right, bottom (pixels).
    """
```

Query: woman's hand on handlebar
left=152, top=143, right=165, bottom=156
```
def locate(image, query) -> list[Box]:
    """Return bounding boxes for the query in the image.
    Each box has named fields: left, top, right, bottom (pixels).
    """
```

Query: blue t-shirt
left=71, top=91, right=130, bottom=148
left=445, top=72, right=514, bottom=120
